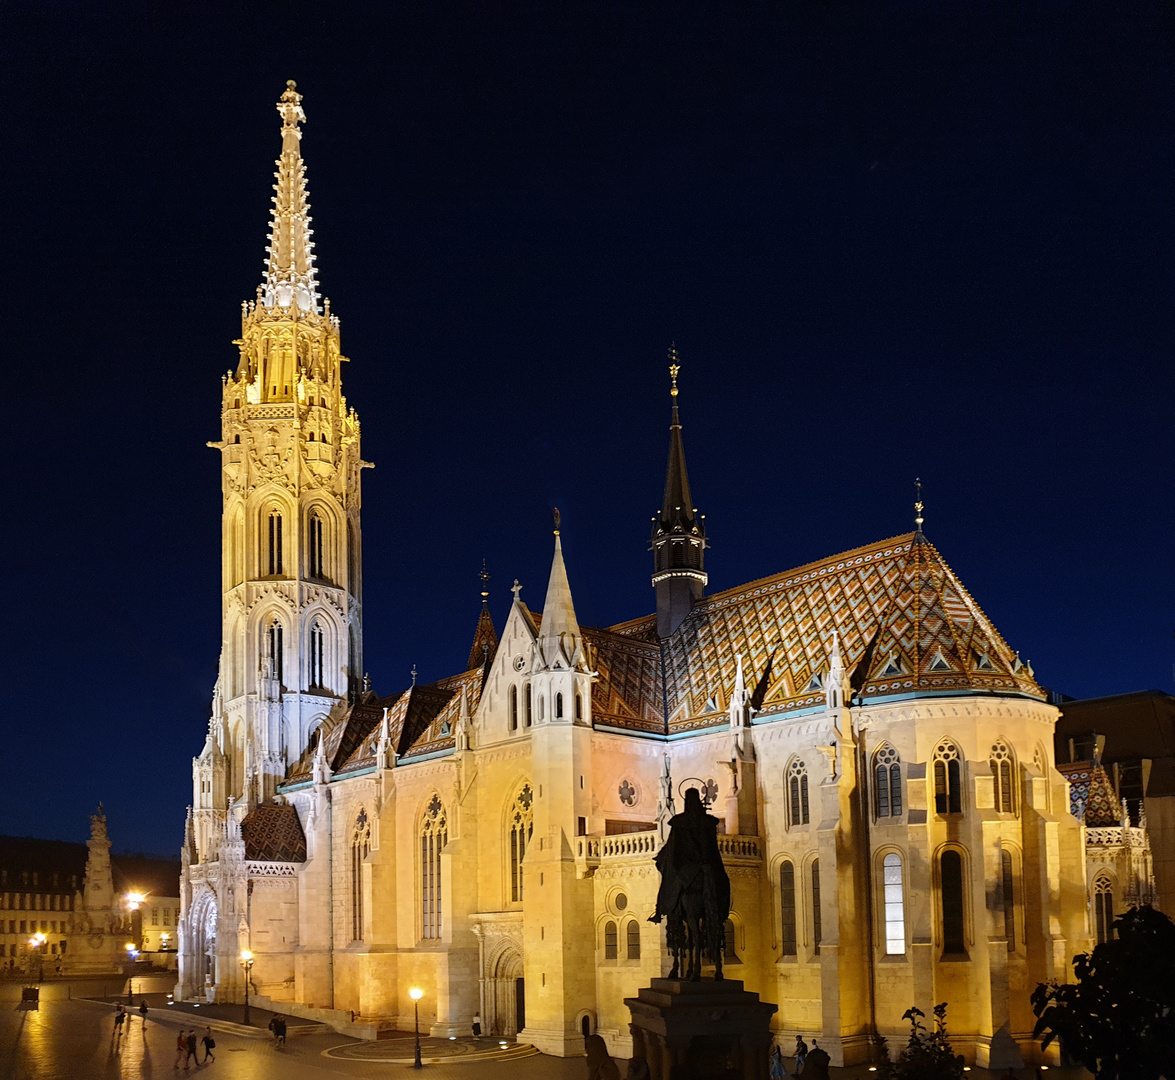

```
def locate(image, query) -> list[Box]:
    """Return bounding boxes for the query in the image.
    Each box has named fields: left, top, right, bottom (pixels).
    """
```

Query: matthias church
left=177, top=84, right=1156, bottom=1067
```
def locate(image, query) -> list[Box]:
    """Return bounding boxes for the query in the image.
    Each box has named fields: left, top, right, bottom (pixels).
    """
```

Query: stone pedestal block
left=625, top=978, right=777, bottom=1080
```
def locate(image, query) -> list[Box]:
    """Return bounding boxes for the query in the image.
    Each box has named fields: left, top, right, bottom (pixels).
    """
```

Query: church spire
left=262, top=81, right=319, bottom=314
left=651, top=346, right=708, bottom=638
left=536, top=510, right=585, bottom=670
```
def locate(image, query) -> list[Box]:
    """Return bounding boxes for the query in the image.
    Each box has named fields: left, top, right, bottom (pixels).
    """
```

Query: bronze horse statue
left=650, top=787, right=732, bottom=981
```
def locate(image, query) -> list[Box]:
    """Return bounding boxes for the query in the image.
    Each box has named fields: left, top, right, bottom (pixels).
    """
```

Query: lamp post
left=124, top=943, right=139, bottom=1004
left=239, top=951, right=254, bottom=1026
left=28, top=932, right=46, bottom=983
left=409, top=987, right=424, bottom=1068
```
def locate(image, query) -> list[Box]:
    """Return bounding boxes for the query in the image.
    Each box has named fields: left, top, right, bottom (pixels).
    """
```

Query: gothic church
left=178, top=84, right=1099, bottom=1067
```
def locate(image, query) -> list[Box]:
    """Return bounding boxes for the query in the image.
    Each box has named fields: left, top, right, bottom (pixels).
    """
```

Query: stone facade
left=177, top=84, right=1120, bottom=1069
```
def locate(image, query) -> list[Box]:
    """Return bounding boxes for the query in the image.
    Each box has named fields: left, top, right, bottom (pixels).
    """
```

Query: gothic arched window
left=874, top=745, right=902, bottom=818
left=308, top=621, right=325, bottom=690
left=990, top=739, right=1015, bottom=814
left=788, top=760, right=810, bottom=827
left=525, top=684, right=533, bottom=728
left=575, top=693, right=583, bottom=720
left=604, top=920, right=618, bottom=959
left=556, top=692, right=564, bottom=719
left=266, top=621, right=284, bottom=685
left=508, top=784, right=534, bottom=903
left=882, top=852, right=905, bottom=954
left=723, top=919, right=738, bottom=963
left=779, top=861, right=797, bottom=957
left=1093, top=875, right=1114, bottom=944
left=811, top=860, right=822, bottom=955
left=267, top=510, right=283, bottom=576
left=350, top=809, right=370, bottom=942
left=933, top=740, right=963, bottom=815
left=308, top=511, right=325, bottom=579
left=626, top=920, right=641, bottom=959
left=420, top=795, right=448, bottom=940
left=510, top=686, right=519, bottom=731
left=940, top=849, right=966, bottom=955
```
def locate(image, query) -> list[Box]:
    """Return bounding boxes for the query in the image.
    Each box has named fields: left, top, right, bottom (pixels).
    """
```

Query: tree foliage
left=875, top=1003, right=965, bottom=1080
left=1031, top=905, right=1175, bottom=1080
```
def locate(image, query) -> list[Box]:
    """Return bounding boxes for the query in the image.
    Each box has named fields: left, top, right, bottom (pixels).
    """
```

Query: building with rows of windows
left=176, top=83, right=1147, bottom=1069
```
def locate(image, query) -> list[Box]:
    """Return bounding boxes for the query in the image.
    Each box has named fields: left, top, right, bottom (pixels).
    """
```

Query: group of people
left=172, top=1028, right=216, bottom=1068
left=111, top=1001, right=150, bottom=1040
left=771, top=1036, right=830, bottom=1079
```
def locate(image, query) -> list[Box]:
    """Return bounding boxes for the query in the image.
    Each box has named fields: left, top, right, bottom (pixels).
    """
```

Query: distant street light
left=28, top=932, right=47, bottom=983
left=409, top=986, right=424, bottom=1068
left=240, top=951, right=254, bottom=1027
left=125, top=943, right=139, bottom=1004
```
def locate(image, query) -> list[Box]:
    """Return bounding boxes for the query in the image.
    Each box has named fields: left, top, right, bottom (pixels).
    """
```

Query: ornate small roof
left=241, top=803, right=307, bottom=862
left=1083, top=763, right=1121, bottom=827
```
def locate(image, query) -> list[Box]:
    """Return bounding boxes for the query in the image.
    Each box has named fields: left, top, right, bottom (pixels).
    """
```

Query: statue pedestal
left=625, top=978, right=777, bottom=1080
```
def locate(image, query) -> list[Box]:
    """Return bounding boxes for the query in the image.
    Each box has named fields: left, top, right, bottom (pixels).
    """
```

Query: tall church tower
left=193, top=82, right=366, bottom=847
left=651, top=347, right=707, bottom=638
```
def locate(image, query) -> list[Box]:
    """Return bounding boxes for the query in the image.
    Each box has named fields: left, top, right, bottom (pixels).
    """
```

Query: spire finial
left=914, top=477, right=924, bottom=533
left=410, top=664, right=418, bottom=687
left=511, top=579, right=523, bottom=602
left=553, top=507, right=561, bottom=536
left=479, top=559, right=490, bottom=607
left=668, top=343, right=680, bottom=401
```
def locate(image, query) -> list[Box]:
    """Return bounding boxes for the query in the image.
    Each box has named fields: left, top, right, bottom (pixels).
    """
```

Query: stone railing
left=575, top=829, right=761, bottom=878
left=1086, top=826, right=1148, bottom=849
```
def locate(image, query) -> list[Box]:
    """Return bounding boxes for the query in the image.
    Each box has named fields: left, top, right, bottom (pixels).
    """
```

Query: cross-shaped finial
left=914, top=477, right=924, bottom=532
left=511, top=579, right=523, bottom=601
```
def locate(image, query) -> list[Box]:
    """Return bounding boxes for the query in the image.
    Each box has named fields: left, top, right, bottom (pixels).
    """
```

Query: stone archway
left=487, top=945, right=524, bottom=1036
left=186, top=890, right=218, bottom=999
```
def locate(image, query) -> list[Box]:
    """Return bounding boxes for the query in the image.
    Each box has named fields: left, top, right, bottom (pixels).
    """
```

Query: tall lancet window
left=508, top=784, right=534, bottom=904
left=420, top=795, right=448, bottom=940
left=874, top=745, right=903, bottom=818
left=990, top=740, right=1016, bottom=814
left=933, top=740, right=963, bottom=815
left=266, top=621, right=284, bottom=685
left=308, top=511, right=325, bottom=579
left=1093, top=875, right=1114, bottom=945
left=268, top=510, right=283, bottom=576
left=787, top=759, right=810, bottom=827
left=350, top=809, right=370, bottom=942
left=308, top=622, right=325, bottom=690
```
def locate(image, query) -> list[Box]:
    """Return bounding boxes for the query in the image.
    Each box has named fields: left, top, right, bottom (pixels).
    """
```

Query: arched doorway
left=189, top=891, right=218, bottom=993
left=487, top=946, right=524, bottom=1036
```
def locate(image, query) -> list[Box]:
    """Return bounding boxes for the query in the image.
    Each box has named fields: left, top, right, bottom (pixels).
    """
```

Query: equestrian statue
left=649, top=786, right=732, bottom=981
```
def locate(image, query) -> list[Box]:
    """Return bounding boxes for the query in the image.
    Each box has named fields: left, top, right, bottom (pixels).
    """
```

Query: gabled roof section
left=582, top=626, right=665, bottom=734
left=641, top=533, right=1041, bottom=735
left=399, top=666, right=487, bottom=760
left=241, top=803, right=307, bottom=862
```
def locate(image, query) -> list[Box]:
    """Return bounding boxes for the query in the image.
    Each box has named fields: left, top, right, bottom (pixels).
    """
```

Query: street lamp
left=28, top=932, right=47, bottom=983
left=124, top=943, right=139, bottom=1004
left=239, top=951, right=254, bottom=1027
left=409, top=986, right=424, bottom=1068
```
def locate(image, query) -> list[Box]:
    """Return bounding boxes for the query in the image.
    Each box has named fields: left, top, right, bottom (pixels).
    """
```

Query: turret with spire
left=651, top=346, right=708, bottom=638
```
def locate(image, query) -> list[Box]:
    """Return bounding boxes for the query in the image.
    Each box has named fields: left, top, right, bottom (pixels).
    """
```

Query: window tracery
left=787, top=759, right=810, bottom=827
left=350, top=809, right=370, bottom=942
left=873, top=744, right=902, bottom=818
left=990, top=739, right=1015, bottom=814
left=1093, top=875, right=1114, bottom=944
left=420, top=795, right=447, bottom=939
left=508, top=784, right=534, bottom=903
left=933, top=740, right=962, bottom=814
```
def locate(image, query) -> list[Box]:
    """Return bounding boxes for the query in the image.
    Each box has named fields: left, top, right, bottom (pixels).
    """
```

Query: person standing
left=276, top=1015, right=287, bottom=1045
left=175, top=1029, right=187, bottom=1069
left=472, top=1011, right=482, bottom=1037
left=113, top=1005, right=126, bottom=1040
left=139, top=999, right=149, bottom=1026
left=185, top=1029, right=199, bottom=1068
left=770, top=1044, right=788, bottom=1078
left=267, top=1015, right=279, bottom=1044
left=201, top=1027, right=216, bottom=1063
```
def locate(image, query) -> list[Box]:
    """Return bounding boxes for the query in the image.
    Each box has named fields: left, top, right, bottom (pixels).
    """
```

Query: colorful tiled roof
left=241, top=803, right=307, bottom=862
left=643, top=533, right=1041, bottom=735
left=1057, top=762, right=1093, bottom=820
left=1083, top=763, right=1122, bottom=827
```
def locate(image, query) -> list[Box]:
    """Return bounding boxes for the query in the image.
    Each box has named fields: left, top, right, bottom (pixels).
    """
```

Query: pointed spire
left=537, top=520, right=584, bottom=669
left=826, top=631, right=850, bottom=711
left=468, top=561, right=499, bottom=670
left=729, top=654, right=750, bottom=730
left=262, top=81, right=320, bottom=314
left=659, top=346, right=699, bottom=533
left=651, top=346, right=708, bottom=638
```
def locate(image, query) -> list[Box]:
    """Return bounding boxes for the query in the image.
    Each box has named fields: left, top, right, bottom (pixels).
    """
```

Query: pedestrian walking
left=139, top=999, right=149, bottom=1026
left=185, top=1029, right=199, bottom=1068
left=277, top=1015, right=287, bottom=1044
left=201, top=1027, right=216, bottom=1063
left=794, top=1035, right=808, bottom=1076
left=113, top=1005, right=126, bottom=1039
left=175, top=1030, right=187, bottom=1069
left=770, top=1044, right=788, bottom=1078
left=267, top=1015, right=279, bottom=1044
left=472, top=1011, right=482, bottom=1037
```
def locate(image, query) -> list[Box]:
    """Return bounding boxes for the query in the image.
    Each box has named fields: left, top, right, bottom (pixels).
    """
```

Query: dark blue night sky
left=4, top=2, right=1172, bottom=856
